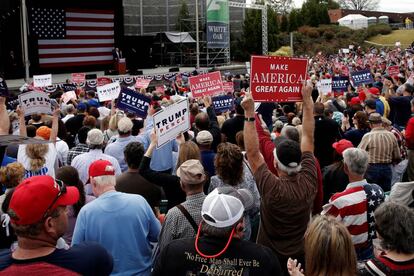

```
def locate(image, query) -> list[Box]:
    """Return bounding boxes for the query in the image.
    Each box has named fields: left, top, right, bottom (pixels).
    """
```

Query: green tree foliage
left=300, top=0, right=330, bottom=27
left=236, top=5, right=280, bottom=59
left=280, top=14, right=289, bottom=32
left=267, top=7, right=280, bottom=52
left=288, top=9, right=300, bottom=31
left=326, top=0, right=340, bottom=9
left=175, top=0, right=192, bottom=32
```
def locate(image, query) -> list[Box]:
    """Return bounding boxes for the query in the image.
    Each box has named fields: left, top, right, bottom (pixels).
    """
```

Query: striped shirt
left=322, top=180, right=384, bottom=248
left=358, top=127, right=401, bottom=164
left=362, top=254, right=414, bottom=275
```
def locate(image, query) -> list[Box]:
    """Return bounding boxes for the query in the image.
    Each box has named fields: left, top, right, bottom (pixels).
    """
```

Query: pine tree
left=175, top=0, right=192, bottom=32
left=280, top=14, right=289, bottom=32
left=267, top=6, right=280, bottom=52
left=238, top=5, right=280, bottom=56
left=288, top=9, right=299, bottom=31
left=300, top=0, right=330, bottom=27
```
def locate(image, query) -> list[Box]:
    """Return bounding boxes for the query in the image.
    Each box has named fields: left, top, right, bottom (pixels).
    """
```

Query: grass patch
left=367, top=29, right=414, bottom=47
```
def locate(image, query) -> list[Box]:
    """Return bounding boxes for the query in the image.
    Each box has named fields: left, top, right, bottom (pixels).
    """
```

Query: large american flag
left=30, top=8, right=114, bottom=68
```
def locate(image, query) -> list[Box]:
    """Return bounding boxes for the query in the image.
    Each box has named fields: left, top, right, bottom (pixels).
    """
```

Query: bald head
left=195, top=112, right=210, bottom=130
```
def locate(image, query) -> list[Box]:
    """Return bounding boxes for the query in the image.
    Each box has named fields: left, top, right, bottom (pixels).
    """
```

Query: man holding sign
left=242, top=83, right=317, bottom=275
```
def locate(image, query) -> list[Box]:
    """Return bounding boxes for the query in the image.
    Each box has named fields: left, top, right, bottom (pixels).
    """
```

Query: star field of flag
left=363, top=184, right=385, bottom=242
left=31, top=8, right=66, bottom=39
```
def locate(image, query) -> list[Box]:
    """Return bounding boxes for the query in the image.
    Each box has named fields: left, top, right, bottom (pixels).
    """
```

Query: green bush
left=366, top=24, right=392, bottom=37
left=298, top=26, right=320, bottom=38
left=324, top=30, right=335, bottom=40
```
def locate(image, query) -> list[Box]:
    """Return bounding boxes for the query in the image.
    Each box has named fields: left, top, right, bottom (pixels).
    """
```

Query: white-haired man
left=72, top=159, right=161, bottom=275
left=71, top=128, right=121, bottom=185
left=322, top=148, right=385, bottom=261
left=104, top=117, right=144, bottom=172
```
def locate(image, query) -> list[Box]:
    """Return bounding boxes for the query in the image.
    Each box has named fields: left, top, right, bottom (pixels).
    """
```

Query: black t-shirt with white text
left=152, top=236, right=282, bottom=276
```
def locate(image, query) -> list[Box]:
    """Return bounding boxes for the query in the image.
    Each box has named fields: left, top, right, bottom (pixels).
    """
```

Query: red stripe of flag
left=340, top=200, right=367, bottom=217
left=39, top=43, right=114, bottom=49
left=65, top=35, right=114, bottom=39
left=65, top=8, right=114, bottom=14
left=65, top=17, right=113, bottom=23
left=40, top=60, right=112, bottom=68
left=39, top=52, right=112, bottom=58
left=66, top=26, right=114, bottom=31
left=347, top=222, right=368, bottom=236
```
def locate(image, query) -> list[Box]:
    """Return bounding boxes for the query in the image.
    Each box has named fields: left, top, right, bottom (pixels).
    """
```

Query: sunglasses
left=42, top=179, right=67, bottom=219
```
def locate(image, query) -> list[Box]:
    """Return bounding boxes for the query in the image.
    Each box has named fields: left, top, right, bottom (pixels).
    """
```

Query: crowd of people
left=0, top=43, right=413, bottom=276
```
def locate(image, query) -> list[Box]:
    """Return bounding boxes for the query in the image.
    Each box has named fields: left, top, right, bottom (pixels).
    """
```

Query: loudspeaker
left=85, top=74, right=97, bottom=80
left=169, top=67, right=179, bottom=72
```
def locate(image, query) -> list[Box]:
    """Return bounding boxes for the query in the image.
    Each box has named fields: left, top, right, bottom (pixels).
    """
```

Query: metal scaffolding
left=228, top=1, right=268, bottom=55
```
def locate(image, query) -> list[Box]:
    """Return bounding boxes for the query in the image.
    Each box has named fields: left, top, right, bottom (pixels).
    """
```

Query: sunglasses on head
left=42, top=179, right=67, bottom=219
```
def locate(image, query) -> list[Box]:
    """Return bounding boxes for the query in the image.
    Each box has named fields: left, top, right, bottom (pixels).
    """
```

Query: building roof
left=329, top=9, right=414, bottom=23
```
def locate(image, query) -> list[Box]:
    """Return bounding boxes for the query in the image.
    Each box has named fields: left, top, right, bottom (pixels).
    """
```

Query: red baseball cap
left=350, top=97, right=360, bottom=105
left=9, top=176, right=79, bottom=225
left=89, top=159, right=115, bottom=179
left=358, top=90, right=366, bottom=102
left=368, top=87, right=380, bottom=96
left=332, top=139, right=354, bottom=155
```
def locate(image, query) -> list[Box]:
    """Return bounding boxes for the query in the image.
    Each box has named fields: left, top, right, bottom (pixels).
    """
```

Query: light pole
left=21, top=0, right=30, bottom=81
left=195, top=0, right=200, bottom=69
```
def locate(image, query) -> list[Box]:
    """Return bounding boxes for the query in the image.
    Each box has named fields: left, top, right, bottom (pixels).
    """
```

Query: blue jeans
left=365, top=163, right=392, bottom=192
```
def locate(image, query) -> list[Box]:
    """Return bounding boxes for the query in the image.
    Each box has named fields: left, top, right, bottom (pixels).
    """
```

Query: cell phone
left=159, top=200, right=169, bottom=214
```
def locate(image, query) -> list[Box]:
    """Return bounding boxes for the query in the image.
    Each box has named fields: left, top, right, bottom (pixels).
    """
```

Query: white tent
left=338, top=14, right=369, bottom=30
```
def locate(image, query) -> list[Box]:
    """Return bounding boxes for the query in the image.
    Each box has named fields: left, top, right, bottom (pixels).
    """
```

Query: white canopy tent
left=338, top=14, right=369, bottom=30
left=164, top=32, right=196, bottom=44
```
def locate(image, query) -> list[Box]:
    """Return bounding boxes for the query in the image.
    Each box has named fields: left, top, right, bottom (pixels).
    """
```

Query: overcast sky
left=292, top=0, right=414, bottom=13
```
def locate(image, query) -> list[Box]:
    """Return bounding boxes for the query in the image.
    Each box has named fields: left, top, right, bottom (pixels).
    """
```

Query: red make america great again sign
left=250, top=56, right=308, bottom=102
left=189, top=71, right=224, bottom=98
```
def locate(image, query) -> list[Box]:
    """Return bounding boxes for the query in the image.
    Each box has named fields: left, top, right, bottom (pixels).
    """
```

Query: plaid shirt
left=390, top=127, right=407, bottom=160
left=157, top=193, right=206, bottom=252
left=67, top=143, right=89, bottom=166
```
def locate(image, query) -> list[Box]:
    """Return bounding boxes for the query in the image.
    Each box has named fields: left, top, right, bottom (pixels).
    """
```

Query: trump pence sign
left=153, top=99, right=190, bottom=148
left=250, top=56, right=308, bottom=102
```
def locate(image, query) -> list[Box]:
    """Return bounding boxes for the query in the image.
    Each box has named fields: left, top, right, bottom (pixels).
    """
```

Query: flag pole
left=21, top=0, right=30, bottom=81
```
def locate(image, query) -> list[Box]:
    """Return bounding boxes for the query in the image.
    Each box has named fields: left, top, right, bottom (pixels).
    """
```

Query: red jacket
left=405, top=117, right=414, bottom=150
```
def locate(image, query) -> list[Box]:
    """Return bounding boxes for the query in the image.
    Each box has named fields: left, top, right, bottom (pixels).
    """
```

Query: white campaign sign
left=19, top=91, right=52, bottom=116
left=318, top=79, right=332, bottom=95
left=33, top=74, right=52, bottom=88
left=61, top=91, right=77, bottom=104
left=96, top=82, right=121, bottom=102
left=153, top=99, right=190, bottom=148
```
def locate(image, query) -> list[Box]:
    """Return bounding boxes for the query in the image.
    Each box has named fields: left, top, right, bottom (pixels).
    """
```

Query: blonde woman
left=103, top=110, right=125, bottom=144
left=16, top=107, right=60, bottom=178
left=288, top=215, right=357, bottom=276
left=0, top=162, right=25, bottom=214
